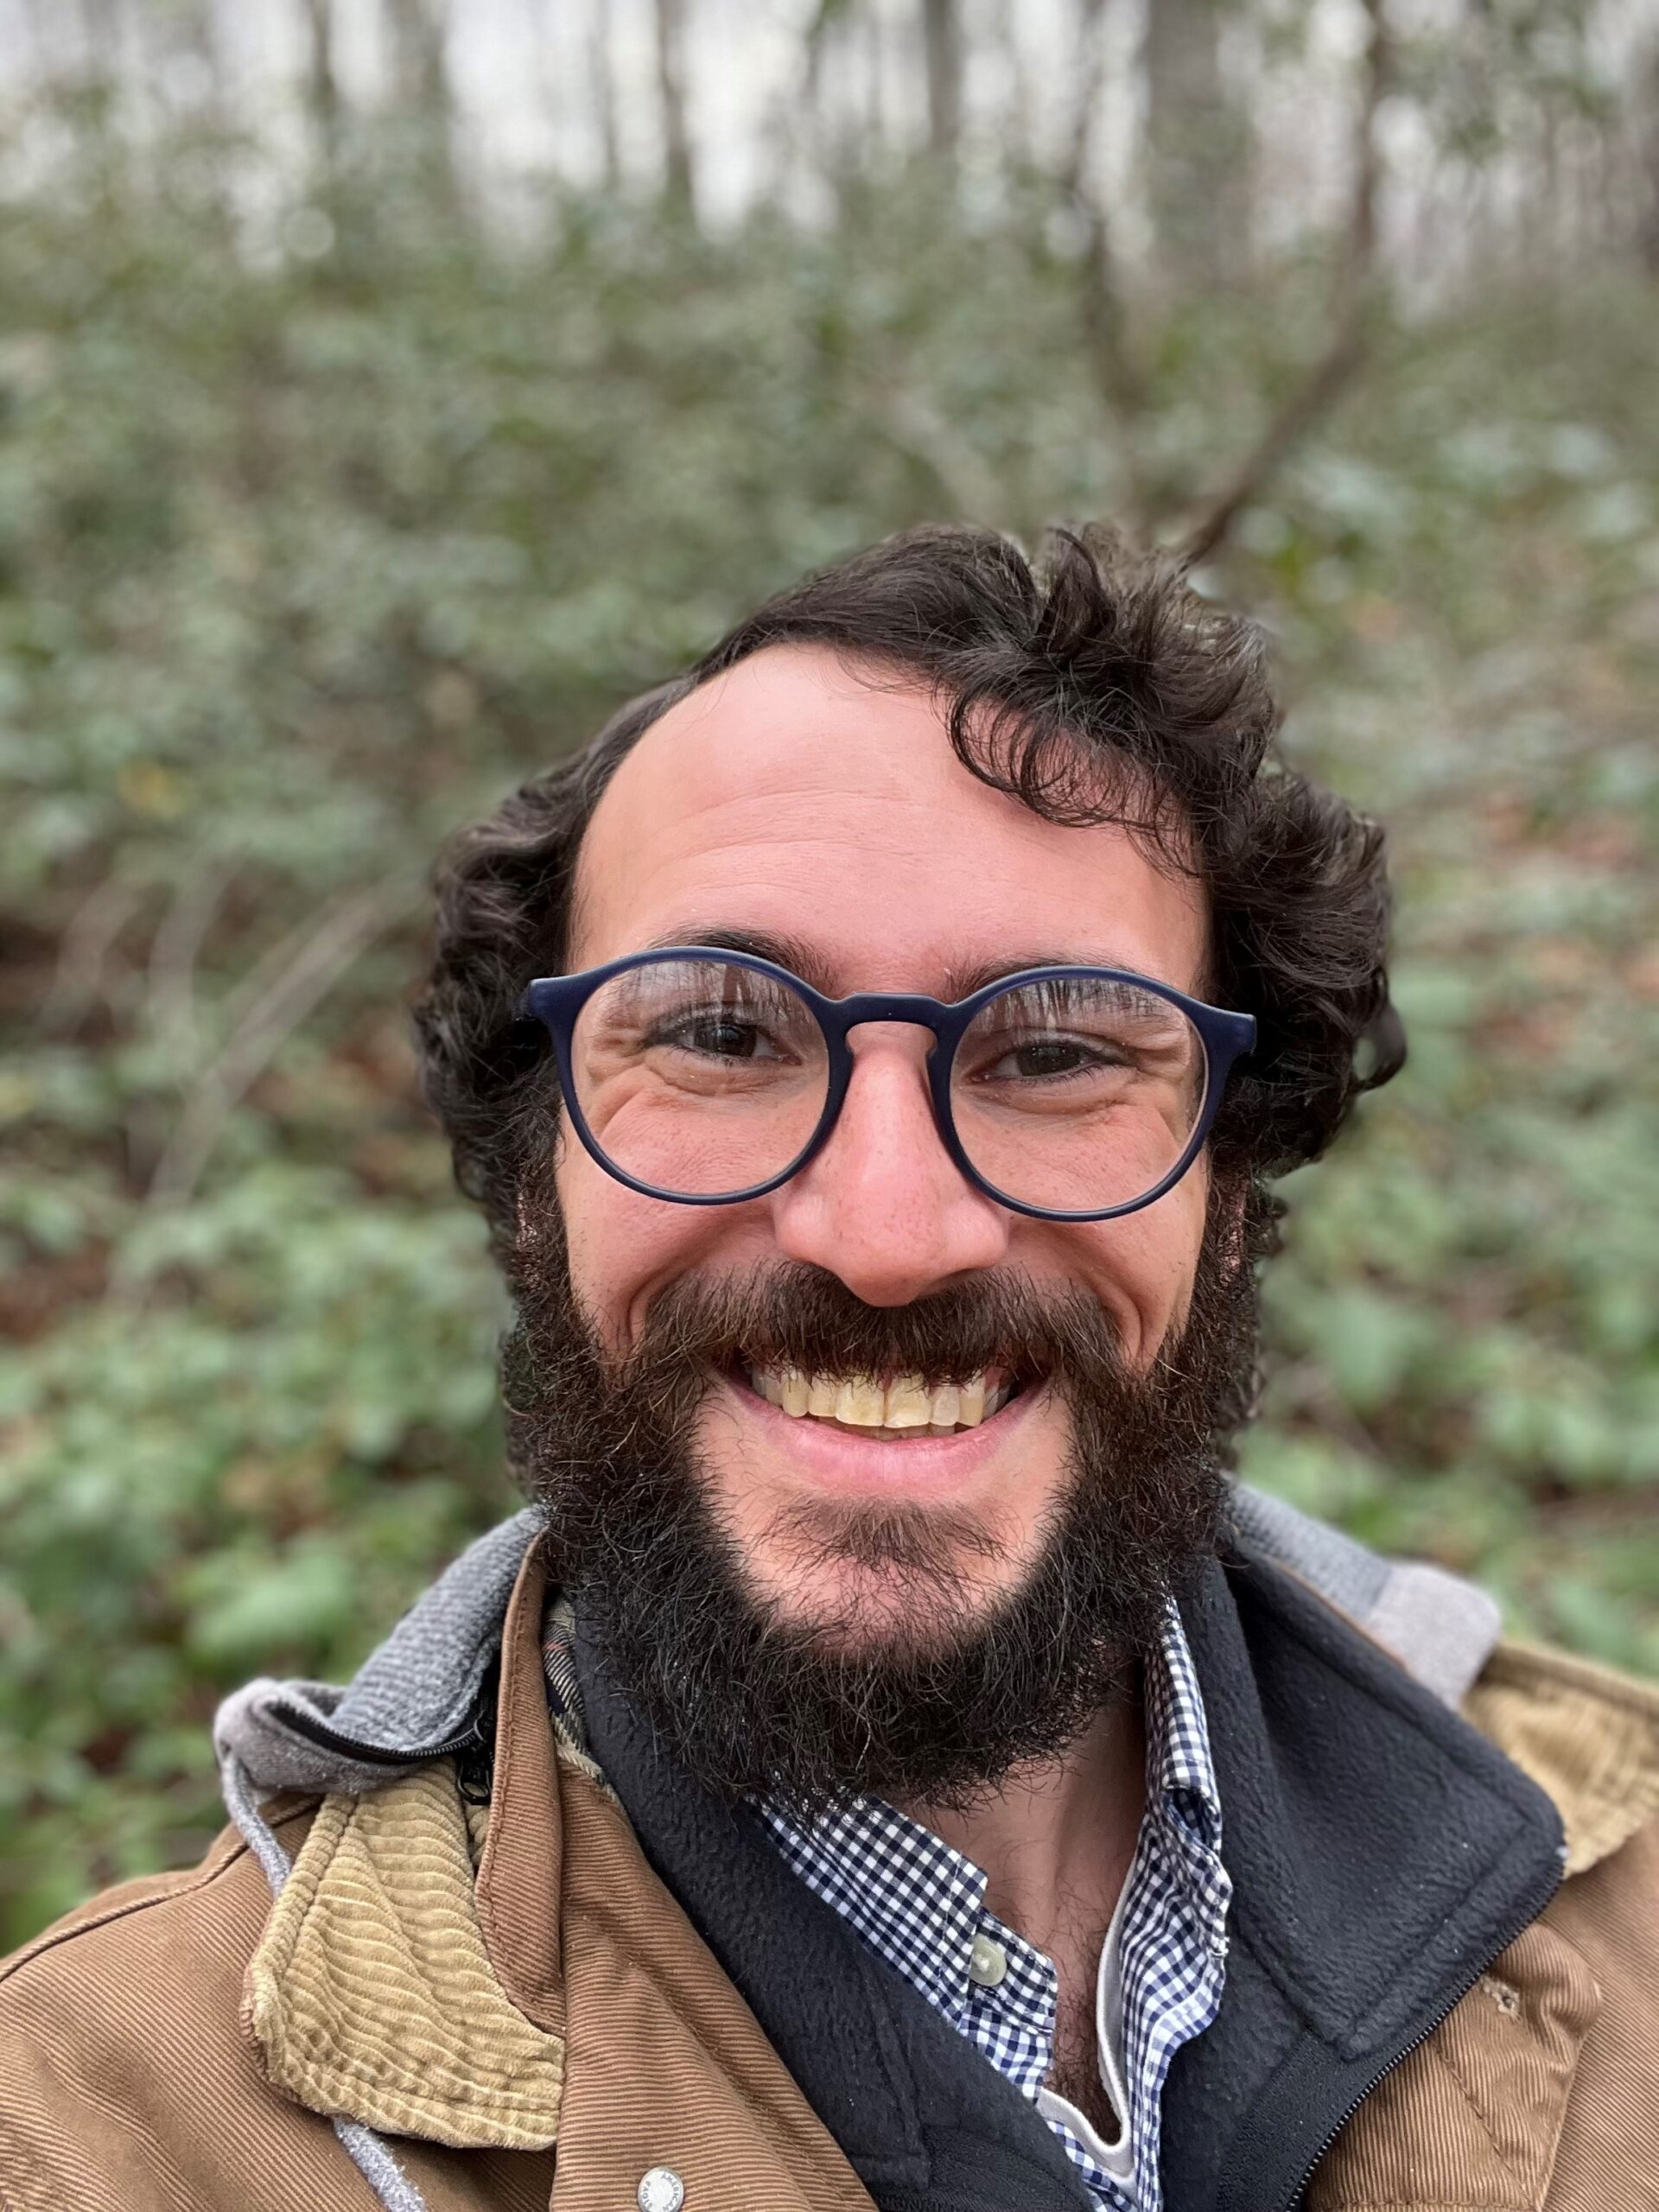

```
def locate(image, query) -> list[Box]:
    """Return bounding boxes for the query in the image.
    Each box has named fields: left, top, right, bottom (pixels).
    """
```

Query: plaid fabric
left=754, top=1604, right=1230, bottom=2212
left=540, top=1598, right=1229, bottom=2209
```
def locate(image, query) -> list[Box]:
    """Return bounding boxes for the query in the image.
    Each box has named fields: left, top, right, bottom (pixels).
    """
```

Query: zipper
left=1275, top=1847, right=1566, bottom=2210
left=266, top=1696, right=486, bottom=1766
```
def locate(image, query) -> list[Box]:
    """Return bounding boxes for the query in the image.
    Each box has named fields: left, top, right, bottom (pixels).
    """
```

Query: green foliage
left=3, top=116, right=1656, bottom=1947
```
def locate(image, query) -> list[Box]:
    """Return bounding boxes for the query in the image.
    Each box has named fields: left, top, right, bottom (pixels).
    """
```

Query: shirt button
left=637, top=2170, right=684, bottom=2212
left=968, top=1933, right=1008, bottom=1988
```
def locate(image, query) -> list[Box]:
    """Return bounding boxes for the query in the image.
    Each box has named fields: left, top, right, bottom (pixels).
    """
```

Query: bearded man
left=3, top=527, right=1656, bottom=2212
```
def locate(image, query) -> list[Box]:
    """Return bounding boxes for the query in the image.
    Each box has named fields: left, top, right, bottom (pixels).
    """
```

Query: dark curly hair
left=410, top=524, right=1403, bottom=1256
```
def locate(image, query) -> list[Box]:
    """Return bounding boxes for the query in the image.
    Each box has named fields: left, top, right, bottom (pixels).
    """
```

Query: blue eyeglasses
left=517, top=948, right=1255, bottom=1224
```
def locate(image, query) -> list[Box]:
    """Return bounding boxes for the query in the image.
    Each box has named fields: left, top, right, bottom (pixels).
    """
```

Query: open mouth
left=741, top=1362, right=1022, bottom=1441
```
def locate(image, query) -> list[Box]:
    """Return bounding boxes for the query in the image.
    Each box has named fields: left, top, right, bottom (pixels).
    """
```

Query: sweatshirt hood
left=213, top=1486, right=1503, bottom=1803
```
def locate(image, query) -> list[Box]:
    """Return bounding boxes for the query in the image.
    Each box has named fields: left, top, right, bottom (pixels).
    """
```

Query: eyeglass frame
left=517, top=946, right=1257, bottom=1224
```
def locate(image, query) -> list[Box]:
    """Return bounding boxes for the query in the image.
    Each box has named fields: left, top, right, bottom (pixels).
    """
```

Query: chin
left=767, top=1580, right=954, bottom=1655
left=740, top=1515, right=1027, bottom=1659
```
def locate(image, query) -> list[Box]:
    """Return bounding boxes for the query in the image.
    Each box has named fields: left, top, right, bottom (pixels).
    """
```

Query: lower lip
left=710, top=1371, right=1040, bottom=1500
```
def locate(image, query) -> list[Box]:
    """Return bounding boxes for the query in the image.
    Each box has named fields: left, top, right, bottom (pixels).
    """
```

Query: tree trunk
left=921, top=0, right=961, bottom=161
left=383, top=0, right=455, bottom=197
left=1640, top=43, right=1659, bottom=276
left=988, top=0, right=1032, bottom=169
left=385, top=0, right=452, bottom=123
left=653, top=0, right=696, bottom=208
left=588, top=0, right=622, bottom=193
left=299, top=0, right=342, bottom=169
left=1143, top=0, right=1249, bottom=291
left=1058, top=0, right=1110, bottom=204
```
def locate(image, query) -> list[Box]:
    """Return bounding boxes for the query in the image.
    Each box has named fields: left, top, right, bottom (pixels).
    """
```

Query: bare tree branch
left=1177, top=321, right=1368, bottom=569
left=1176, top=0, right=1392, bottom=569
left=44, top=878, right=149, bottom=1027
left=142, top=873, right=422, bottom=1211
left=880, top=385, right=1003, bottom=520
left=146, top=857, right=236, bottom=1064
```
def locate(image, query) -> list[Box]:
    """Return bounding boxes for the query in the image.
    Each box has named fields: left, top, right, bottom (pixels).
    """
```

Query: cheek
left=553, top=1139, right=772, bottom=1358
left=1048, top=1167, right=1211, bottom=1364
left=555, top=1144, right=658, bottom=1355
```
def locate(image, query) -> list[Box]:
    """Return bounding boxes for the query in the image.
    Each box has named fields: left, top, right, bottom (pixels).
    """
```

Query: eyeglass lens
left=950, top=972, right=1205, bottom=1212
left=571, top=957, right=830, bottom=1197
left=568, top=956, right=1207, bottom=1211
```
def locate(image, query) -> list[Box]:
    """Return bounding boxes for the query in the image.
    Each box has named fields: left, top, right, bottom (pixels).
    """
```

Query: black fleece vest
left=575, top=1546, right=1563, bottom=2212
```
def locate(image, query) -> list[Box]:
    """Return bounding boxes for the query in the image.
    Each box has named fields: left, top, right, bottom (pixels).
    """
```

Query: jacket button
left=637, top=2170, right=685, bottom=2212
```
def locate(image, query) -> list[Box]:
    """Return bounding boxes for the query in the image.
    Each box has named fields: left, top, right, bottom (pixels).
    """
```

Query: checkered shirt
left=753, top=1604, right=1230, bottom=2212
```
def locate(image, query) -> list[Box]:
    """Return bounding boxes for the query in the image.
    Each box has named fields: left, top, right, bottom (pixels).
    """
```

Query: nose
left=768, top=1027, right=1012, bottom=1306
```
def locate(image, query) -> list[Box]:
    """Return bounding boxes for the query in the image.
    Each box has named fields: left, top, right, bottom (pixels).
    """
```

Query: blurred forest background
left=3, top=0, right=1657, bottom=1946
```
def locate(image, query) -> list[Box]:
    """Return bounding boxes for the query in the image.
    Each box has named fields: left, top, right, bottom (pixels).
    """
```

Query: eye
left=1019, top=1036, right=1118, bottom=1079
left=972, top=1032, right=1130, bottom=1084
left=652, top=1012, right=786, bottom=1061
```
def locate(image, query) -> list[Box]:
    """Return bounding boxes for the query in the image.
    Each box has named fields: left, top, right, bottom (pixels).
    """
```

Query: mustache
left=606, top=1259, right=1131, bottom=1398
left=501, top=1190, right=1265, bottom=1811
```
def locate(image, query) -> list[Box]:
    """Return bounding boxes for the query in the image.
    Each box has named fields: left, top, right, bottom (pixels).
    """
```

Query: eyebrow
left=642, top=925, right=837, bottom=990
left=641, top=925, right=1185, bottom=1001
left=942, top=951, right=1178, bottom=996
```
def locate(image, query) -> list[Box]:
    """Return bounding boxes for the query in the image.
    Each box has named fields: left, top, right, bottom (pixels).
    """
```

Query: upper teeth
left=747, top=1365, right=1008, bottom=1433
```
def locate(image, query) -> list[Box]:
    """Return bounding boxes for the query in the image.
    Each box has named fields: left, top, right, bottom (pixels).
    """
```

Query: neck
left=892, top=1683, right=1147, bottom=1961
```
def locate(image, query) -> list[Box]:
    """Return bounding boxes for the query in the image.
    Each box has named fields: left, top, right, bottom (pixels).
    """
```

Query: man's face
left=548, top=644, right=1215, bottom=1650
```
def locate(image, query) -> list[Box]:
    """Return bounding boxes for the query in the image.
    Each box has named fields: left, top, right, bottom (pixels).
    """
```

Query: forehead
left=569, top=644, right=1208, bottom=995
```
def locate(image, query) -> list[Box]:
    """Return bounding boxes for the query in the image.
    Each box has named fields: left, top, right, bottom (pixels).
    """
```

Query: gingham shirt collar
left=753, top=1600, right=1230, bottom=2211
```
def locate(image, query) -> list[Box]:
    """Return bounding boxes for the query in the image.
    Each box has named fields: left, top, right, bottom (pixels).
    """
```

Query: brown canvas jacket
left=3, top=1533, right=1657, bottom=2212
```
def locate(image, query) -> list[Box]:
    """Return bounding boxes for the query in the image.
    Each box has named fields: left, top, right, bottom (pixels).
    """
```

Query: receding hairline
left=563, top=636, right=1205, bottom=978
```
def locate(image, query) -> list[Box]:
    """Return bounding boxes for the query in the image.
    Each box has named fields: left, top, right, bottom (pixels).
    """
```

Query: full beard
left=502, top=1179, right=1267, bottom=1816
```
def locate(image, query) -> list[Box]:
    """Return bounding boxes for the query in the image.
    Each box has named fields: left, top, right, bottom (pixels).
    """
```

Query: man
left=3, top=525, right=1656, bottom=2212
